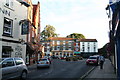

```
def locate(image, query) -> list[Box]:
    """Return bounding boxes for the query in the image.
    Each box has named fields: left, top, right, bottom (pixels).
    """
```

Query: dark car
left=86, top=56, right=99, bottom=66
left=0, top=58, right=28, bottom=80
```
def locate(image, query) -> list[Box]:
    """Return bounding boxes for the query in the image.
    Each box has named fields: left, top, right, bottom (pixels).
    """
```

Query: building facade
left=40, top=37, right=98, bottom=58
left=80, top=39, right=98, bottom=57
left=0, top=0, right=29, bottom=62
left=41, top=37, right=75, bottom=58
left=25, top=0, right=41, bottom=65
left=49, top=37, right=75, bottom=58
left=106, top=0, right=120, bottom=78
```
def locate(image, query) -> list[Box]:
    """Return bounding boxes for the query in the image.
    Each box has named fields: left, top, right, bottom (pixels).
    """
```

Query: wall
left=0, top=0, right=28, bottom=62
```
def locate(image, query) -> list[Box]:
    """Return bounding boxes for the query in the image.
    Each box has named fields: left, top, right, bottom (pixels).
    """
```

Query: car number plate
left=89, top=62, right=93, bottom=63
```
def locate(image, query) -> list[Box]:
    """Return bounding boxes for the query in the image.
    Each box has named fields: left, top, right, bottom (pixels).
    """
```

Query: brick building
left=24, top=0, right=41, bottom=65
left=40, top=37, right=98, bottom=58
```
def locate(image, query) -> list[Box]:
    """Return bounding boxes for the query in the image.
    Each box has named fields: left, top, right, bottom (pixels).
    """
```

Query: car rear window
left=39, top=59, right=47, bottom=61
left=15, top=58, right=23, bottom=65
left=0, top=58, right=4, bottom=62
left=89, top=57, right=97, bottom=59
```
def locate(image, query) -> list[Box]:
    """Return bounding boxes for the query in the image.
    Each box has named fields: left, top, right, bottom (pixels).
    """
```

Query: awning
left=26, top=43, right=35, bottom=54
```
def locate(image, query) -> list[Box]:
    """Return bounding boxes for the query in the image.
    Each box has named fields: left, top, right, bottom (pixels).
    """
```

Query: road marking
left=79, top=66, right=96, bottom=80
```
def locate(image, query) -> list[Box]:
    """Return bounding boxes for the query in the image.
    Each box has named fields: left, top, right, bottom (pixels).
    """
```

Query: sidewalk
left=83, top=59, right=117, bottom=80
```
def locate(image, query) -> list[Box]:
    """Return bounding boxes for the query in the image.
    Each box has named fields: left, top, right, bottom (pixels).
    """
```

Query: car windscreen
left=89, top=57, right=97, bottom=59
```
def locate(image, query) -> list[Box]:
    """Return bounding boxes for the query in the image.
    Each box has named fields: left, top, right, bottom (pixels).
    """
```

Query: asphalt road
left=27, top=59, right=95, bottom=80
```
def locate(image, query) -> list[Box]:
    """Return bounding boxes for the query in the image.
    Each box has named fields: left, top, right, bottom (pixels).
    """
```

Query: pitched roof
left=79, top=39, right=97, bottom=42
left=47, top=37, right=74, bottom=40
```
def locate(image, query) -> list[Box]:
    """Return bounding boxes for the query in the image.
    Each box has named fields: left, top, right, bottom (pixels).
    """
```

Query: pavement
left=81, top=59, right=117, bottom=80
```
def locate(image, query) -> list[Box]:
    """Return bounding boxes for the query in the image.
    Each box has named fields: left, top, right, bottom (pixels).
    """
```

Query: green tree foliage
left=41, top=25, right=58, bottom=40
left=66, top=33, right=85, bottom=39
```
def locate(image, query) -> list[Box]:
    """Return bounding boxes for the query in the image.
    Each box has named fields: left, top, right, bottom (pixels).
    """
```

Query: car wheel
left=20, top=71, right=27, bottom=80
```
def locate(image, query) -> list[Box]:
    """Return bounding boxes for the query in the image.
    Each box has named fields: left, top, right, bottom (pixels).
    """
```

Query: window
left=3, top=17, right=13, bottom=37
left=32, top=31, right=34, bottom=37
left=82, top=42, right=84, bottom=47
left=76, top=43, right=79, bottom=47
left=57, top=46, right=60, bottom=50
left=94, top=42, right=96, bottom=46
left=57, top=41, right=60, bottom=45
left=94, top=47, right=96, bottom=52
left=5, top=0, right=13, bottom=8
left=21, top=23, right=29, bottom=35
left=82, top=47, right=85, bottom=52
left=88, top=47, right=90, bottom=52
left=52, top=46, right=54, bottom=50
left=42, top=43, right=45, bottom=46
left=2, top=46, right=13, bottom=58
left=63, top=46, right=66, bottom=50
left=68, top=41, right=72, bottom=45
left=63, top=41, right=66, bottom=45
left=2, top=58, right=15, bottom=68
left=15, top=58, right=23, bottom=65
left=68, top=46, right=71, bottom=50
left=53, top=41, right=55, bottom=45
left=47, top=43, right=50, bottom=46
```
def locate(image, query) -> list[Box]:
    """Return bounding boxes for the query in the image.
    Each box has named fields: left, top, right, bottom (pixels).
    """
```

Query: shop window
left=3, top=17, right=13, bottom=37
left=2, top=46, right=13, bottom=58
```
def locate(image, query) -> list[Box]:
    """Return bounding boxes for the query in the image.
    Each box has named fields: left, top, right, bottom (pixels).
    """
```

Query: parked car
left=86, top=56, right=99, bottom=66
left=0, top=57, right=28, bottom=80
left=37, top=58, right=50, bottom=68
left=60, top=56, right=66, bottom=59
left=52, top=56, right=59, bottom=59
left=43, top=56, right=52, bottom=64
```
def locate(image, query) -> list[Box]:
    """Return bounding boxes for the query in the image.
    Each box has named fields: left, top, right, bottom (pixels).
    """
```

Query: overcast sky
left=33, top=0, right=109, bottom=48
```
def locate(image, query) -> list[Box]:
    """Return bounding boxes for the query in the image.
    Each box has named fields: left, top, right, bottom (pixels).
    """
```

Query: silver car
left=0, top=58, right=28, bottom=80
left=37, top=58, right=50, bottom=68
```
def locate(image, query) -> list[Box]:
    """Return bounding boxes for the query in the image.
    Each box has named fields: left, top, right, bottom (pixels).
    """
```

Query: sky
left=32, top=0, right=109, bottom=48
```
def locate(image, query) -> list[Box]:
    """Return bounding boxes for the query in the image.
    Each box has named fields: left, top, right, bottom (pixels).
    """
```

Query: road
left=27, top=59, right=95, bottom=80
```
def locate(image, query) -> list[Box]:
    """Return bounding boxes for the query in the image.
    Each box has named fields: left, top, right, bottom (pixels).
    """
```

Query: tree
left=66, top=33, right=85, bottom=39
left=41, top=25, right=58, bottom=40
